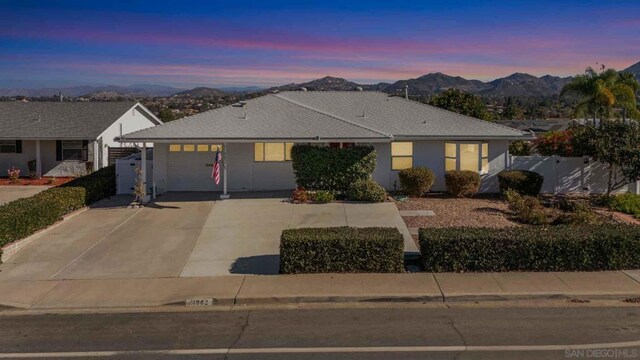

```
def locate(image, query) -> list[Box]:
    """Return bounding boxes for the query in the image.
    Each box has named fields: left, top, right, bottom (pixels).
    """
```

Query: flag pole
left=220, top=142, right=230, bottom=199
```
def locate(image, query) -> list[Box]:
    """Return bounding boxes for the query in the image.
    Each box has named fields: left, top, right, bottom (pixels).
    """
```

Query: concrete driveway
left=0, top=186, right=51, bottom=205
left=0, top=192, right=414, bottom=280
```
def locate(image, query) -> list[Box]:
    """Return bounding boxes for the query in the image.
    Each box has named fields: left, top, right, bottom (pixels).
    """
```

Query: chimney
left=405, top=85, right=408, bottom=100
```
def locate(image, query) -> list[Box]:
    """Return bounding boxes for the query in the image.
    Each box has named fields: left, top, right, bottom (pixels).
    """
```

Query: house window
left=211, top=144, right=223, bottom=152
left=445, top=142, right=489, bottom=174
left=169, top=144, right=181, bottom=152
left=391, top=142, right=413, bottom=170
left=61, top=140, right=87, bottom=161
left=183, top=144, right=195, bottom=152
left=329, top=142, right=355, bottom=148
left=0, top=140, right=18, bottom=153
left=254, top=143, right=294, bottom=162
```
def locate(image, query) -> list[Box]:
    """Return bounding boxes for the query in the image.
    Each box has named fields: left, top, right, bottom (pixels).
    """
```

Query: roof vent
left=355, top=87, right=363, bottom=91
left=300, top=87, right=308, bottom=92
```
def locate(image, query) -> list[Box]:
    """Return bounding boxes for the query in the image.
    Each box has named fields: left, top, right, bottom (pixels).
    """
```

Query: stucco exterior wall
left=0, top=140, right=36, bottom=176
left=373, top=140, right=509, bottom=193
left=151, top=140, right=510, bottom=194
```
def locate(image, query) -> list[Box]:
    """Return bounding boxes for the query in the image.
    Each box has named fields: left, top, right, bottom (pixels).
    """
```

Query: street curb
left=233, top=295, right=444, bottom=305
left=1, top=207, right=89, bottom=263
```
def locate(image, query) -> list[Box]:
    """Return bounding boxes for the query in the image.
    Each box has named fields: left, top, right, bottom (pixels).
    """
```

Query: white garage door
left=166, top=143, right=296, bottom=192
left=167, top=145, right=223, bottom=192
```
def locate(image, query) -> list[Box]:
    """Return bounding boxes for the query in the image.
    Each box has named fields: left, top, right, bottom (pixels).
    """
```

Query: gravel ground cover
left=396, top=193, right=519, bottom=228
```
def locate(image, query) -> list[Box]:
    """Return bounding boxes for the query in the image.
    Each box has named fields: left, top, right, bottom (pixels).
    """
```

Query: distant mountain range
left=266, top=61, right=639, bottom=97
left=266, top=73, right=573, bottom=98
left=0, top=84, right=183, bottom=98
left=1, top=61, right=638, bottom=99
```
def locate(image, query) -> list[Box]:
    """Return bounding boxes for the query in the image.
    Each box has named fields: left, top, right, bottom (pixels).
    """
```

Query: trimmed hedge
left=291, top=145, right=376, bottom=195
left=0, top=165, right=116, bottom=259
left=61, top=165, right=116, bottom=205
left=445, top=170, right=481, bottom=197
left=608, top=193, right=640, bottom=219
left=497, top=170, right=544, bottom=196
left=398, top=167, right=435, bottom=197
left=347, top=179, right=387, bottom=202
left=0, top=187, right=86, bottom=248
left=419, top=225, right=640, bottom=272
left=280, top=227, right=404, bottom=273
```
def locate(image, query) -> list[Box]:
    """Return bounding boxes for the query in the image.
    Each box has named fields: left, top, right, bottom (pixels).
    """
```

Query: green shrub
left=504, top=189, right=525, bottom=213
left=280, top=227, right=404, bottom=273
left=0, top=187, right=86, bottom=249
left=347, top=179, right=387, bottom=202
left=314, top=190, right=334, bottom=203
left=61, top=165, right=116, bottom=205
left=419, top=225, right=640, bottom=272
left=509, top=140, right=533, bottom=156
left=291, top=145, right=376, bottom=195
left=398, top=167, right=435, bottom=197
left=609, top=193, right=640, bottom=218
left=497, top=170, right=544, bottom=196
left=504, top=190, right=549, bottom=225
left=445, top=170, right=481, bottom=197
left=553, top=199, right=596, bottom=225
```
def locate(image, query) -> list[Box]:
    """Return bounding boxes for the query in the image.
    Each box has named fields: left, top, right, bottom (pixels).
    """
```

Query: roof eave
left=0, top=136, right=99, bottom=140
left=392, top=134, right=535, bottom=141
left=115, top=136, right=392, bottom=143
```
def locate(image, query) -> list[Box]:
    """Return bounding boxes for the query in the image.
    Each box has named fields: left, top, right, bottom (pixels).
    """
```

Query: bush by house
left=419, top=225, right=640, bottom=272
left=280, top=227, right=404, bottom=274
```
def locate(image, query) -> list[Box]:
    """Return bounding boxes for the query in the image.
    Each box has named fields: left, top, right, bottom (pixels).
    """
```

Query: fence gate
left=116, top=155, right=153, bottom=195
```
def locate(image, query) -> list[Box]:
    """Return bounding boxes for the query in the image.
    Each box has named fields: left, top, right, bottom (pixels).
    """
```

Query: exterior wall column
left=141, top=142, right=147, bottom=200
left=35, top=140, right=42, bottom=177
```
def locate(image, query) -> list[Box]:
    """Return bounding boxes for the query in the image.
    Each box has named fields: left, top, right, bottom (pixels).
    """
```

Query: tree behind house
left=426, top=88, right=493, bottom=121
left=561, top=67, right=639, bottom=121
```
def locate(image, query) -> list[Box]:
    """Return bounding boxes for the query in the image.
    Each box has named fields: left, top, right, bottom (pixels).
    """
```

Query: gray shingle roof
left=123, top=92, right=530, bottom=141
left=0, top=101, right=138, bottom=139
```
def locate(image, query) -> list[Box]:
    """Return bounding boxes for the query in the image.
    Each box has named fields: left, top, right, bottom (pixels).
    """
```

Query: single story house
left=118, top=91, right=532, bottom=196
left=0, top=102, right=161, bottom=177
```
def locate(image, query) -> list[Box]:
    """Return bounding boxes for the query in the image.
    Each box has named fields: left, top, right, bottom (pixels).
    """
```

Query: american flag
left=212, top=149, right=222, bottom=185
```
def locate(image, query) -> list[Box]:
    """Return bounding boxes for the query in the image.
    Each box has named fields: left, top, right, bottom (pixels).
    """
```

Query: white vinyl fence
left=510, top=156, right=639, bottom=195
left=116, top=150, right=153, bottom=195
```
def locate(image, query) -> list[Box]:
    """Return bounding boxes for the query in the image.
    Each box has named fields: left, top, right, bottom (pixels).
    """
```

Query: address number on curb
left=186, top=298, right=214, bottom=306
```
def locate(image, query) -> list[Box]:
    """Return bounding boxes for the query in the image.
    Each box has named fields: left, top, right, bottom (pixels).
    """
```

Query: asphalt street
left=1, top=304, right=640, bottom=359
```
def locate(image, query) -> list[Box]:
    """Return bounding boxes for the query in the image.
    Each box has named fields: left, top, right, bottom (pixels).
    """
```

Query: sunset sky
left=1, top=0, right=639, bottom=88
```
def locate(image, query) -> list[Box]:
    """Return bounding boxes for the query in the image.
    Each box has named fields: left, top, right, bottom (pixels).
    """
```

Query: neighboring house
left=118, top=91, right=532, bottom=196
left=0, top=102, right=162, bottom=177
left=495, top=118, right=594, bottom=135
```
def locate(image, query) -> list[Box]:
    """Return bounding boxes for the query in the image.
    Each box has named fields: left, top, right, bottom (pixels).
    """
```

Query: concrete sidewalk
left=2, top=270, right=640, bottom=310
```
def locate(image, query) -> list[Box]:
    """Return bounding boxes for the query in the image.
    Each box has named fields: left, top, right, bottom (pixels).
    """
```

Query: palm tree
left=561, top=67, right=639, bottom=121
